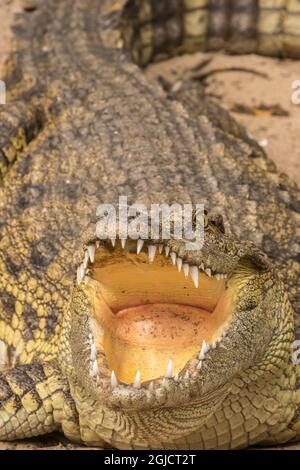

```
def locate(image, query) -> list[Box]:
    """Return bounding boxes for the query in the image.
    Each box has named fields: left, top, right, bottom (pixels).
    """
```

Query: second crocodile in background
left=0, top=0, right=300, bottom=449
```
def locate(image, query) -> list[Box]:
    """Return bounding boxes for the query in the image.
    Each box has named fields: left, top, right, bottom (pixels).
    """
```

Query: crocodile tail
left=121, top=0, right=300, bottom=65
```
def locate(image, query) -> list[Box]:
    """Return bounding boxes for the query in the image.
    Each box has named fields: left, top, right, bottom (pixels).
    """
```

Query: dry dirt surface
left=0, top=0, right=299, bottom=451
left=146, top=52, right=300, bottom=185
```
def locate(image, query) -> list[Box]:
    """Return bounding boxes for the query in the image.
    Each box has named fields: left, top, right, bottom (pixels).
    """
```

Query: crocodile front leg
left=0, top=361, right=80, bottom=442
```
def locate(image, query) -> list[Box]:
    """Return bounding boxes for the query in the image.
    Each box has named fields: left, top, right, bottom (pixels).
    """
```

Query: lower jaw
left=92, top=293, right=232, bottom=385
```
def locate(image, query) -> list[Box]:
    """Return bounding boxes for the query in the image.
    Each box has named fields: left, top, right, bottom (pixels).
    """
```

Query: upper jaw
left=75, top=228, right=270, bottom=288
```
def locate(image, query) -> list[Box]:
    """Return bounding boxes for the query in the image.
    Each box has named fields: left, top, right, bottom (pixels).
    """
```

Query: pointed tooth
left=211, top=341, right=217, bottom=349
left=176, top=257, right=182, bottom=272
left=87, top=244, right=96, bottom=263
left=184, top=370, right=189, bottom=381
left=197, top=360, right=202, bottom=370
left=96, top=240, right=100, bottom=248
left=77, top=265, right=84, bottom=285
left=200, top=263, right=205, bottom=271
left=174, top=373, right=179, bottom=382
left=91, top=360, right=99, bottom=377
left=170, top=252, right=177, bottom=265
left=77, top=266, right=81, bottom=285
left=91, top=342, right=97, bottom=361
left=158, top=244, right=163, bottom=254
left=148, top=245, right=157, bottom=263
left=190, top=266, right=199, bottom=288
left=205, top=268, right=212, bottom=277
left=137, top=239, right=144, bottom=254
left=165, top=246, right=170, bottom=257
left=183, top=263, right=189, bottom=278
left=165, top=359, right=174, bottom=378
left=133, top=370, right=141, bottom=388
left=120, top=238, right=126, bottom=249
left=84, top=251, right=89, bottom=267
left=198, top=340, right=207, bottom=360
left=111, top=371, right=118, bottom=389
left=148, top=381, right=154, bottom=392
left=110, top=238, right=116, bottom=247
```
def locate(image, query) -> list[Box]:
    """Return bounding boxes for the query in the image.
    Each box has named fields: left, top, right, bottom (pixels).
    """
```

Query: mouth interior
left=86, top=242, right=233, bottom=385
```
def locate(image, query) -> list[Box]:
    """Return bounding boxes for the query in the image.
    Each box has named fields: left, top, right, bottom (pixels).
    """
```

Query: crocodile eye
left=210, top=214, right=225, bottom=234
left=204, top=211, right=209, bottom=229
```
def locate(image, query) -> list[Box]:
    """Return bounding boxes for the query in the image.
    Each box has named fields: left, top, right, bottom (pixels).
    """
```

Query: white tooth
left=165, top=359, right=174, bottom=378
left=96, top=240, right=100, bottom=248
left=200, top=263, right=205, bottom=271
left=158, top=244, right=163, bottom=254
left=174, top=373, right=179, bottom=382
left=111, top=371, right=118, bottom=389
left=190, top=266, right=199, bottom=288
left=148, top=381, right=154, bottom=392
left=87, top=245, right=95, bottom=263
left=165, top=246, right=170, bottom=257
left=197, top=360, right=202, bottom=370
left=199, top=340, right=207, bottom=360
left=176, top=257, right=182, bottom=272
left=205, top=268, right=212, bottom=277
left=184, top=370, right=189, bottom=381
left=148, top=245, right=157, bottom=263
left=183, top=263, right=189, bottom=278
left=133, top=370, right=141, bottom=389
left=77, top=265, right=84, bottom=285
left=81, top=264, right=86, bottom=280
left=111, top=238, right=116, bottom=247
left=84, top=251, right=89, bottom=267
left=91, top=342, right=97, bottom=361
left=77, top=266, right=81, bottom=285
left=170, top=252, right=177, bottom=265
left=137, top=239, right=144, bottom=254
left=211, top=342, right=217, bottom=349
left=215, top=273, right=221, bottom=281
left=91, top=360, right=99, bottom=377
left=120, top=238, right=126, bottom=249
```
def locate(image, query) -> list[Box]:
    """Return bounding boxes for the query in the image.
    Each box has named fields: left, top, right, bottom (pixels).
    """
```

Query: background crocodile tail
left=122, top=0, right=300, bottom=65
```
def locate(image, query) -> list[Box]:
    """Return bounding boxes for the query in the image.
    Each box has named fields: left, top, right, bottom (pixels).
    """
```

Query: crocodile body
left=0, top=0, right=299, bottom=449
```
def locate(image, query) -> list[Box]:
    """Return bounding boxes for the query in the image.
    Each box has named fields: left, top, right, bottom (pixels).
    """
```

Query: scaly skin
left=0, top=0, right=299, bottom=449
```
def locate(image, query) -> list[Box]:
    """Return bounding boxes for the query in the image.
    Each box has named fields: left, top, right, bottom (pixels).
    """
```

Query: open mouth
left=76, top=238, right=234, bottom=390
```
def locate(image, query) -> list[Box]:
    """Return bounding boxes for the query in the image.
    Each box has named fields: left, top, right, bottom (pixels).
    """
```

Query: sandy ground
left=146, top=53, right=300, bottom=185
left=0, top=0, right=299, bottom=451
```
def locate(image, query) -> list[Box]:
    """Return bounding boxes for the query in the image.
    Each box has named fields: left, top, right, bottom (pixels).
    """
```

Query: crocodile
left=0, top=0, right=300, bottom=450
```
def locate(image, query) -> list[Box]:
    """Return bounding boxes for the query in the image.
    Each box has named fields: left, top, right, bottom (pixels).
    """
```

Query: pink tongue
left=115, top=303, right=213, bottom=343
left=103, top=303, right=214, bottom=384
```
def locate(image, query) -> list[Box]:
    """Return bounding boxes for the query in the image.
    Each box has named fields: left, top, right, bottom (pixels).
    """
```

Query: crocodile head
left=65, top=212, right=281, bottom=447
